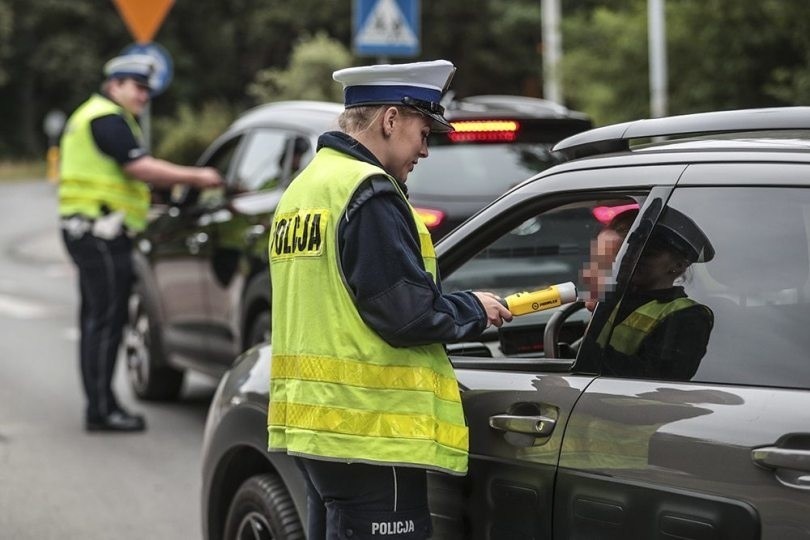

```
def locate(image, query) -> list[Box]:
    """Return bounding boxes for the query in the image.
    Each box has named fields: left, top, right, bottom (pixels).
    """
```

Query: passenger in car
left=596, top=207, right=715, bottom=380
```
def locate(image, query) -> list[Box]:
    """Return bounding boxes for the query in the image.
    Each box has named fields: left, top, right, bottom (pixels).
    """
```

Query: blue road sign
left=121, top=42, right=174, bottom=96
left=354, top=0, right=420, bottom=58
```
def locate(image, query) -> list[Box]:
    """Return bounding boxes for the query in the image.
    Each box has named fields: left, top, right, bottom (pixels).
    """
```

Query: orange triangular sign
left=112, top=0, right=175, bottom=44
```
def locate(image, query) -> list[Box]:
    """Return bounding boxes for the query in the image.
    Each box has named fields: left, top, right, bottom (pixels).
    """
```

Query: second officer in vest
left=59, top=54, right=223, bottom=432
left=268, top=60, right=513, bottom=539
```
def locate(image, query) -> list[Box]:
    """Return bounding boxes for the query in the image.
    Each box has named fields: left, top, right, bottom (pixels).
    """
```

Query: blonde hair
left=338, top=105, right=424, bottom=136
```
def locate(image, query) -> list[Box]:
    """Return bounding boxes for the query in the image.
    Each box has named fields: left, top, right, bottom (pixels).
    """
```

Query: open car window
left=443, top=195, right=647, bottom=362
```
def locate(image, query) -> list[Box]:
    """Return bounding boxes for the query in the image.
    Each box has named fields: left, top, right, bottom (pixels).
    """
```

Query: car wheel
left=246, top=310, right=271, bottom=349
left=223, top=474, right=304, bottom=540
left=125, top=283, right=184, bottom=401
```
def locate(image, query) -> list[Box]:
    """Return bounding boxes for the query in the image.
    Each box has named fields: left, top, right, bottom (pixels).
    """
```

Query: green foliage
left=5, top=0, right=810, bottom=155
left=0, top=1, right=12, bottom=86
left=247, top=32, right=351, bottom=104
left=562, top=1, right=649, bottom=125
left=562, top=0, right=810, bottom=125
left=152, top=102, right=236, bottom=166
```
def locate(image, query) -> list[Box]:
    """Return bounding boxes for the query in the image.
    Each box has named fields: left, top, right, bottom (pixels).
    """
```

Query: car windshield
left=407, top=143, right=558, bottom=197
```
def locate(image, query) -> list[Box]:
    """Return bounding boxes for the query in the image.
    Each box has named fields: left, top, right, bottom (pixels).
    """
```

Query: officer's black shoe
left=85, top=410, right=147, bottom=433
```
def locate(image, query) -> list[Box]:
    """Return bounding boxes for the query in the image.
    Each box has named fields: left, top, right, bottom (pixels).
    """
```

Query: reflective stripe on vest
left=267, top=147, right=467, bottom=475
left=597, top=297, right=698, bottom=355
left=59, top=94, right=150, bottom=232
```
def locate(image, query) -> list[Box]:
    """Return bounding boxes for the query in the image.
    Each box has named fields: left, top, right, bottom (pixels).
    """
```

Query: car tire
left=246, top=310, right=271, bottom=349
left=223, top=474, right=304, bottom=540
left=125, top=282, right=184, bottom=401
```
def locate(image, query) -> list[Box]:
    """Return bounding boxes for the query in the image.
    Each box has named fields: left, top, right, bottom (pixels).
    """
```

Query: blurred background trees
left=1, top=0, right=809, bottom=162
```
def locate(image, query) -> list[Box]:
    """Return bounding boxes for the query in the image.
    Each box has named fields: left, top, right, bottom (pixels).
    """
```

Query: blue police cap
left=333, top=60, right=456, bottom=132
left=103, top=54, right=156, bottom=90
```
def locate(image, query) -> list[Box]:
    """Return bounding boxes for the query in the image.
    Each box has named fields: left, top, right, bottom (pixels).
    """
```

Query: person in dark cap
left=595, top=207, right=715, bottom=380
left=59, top=54, right=223, bottom=433
left=266, top=60, right=512, bottom=539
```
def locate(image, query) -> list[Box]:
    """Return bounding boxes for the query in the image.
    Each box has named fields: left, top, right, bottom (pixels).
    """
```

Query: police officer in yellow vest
left=268, top=60, right=513, bottom=539
left=598, top=207, right=715, bottom=380
left=59, top=54, right=222, bottom=432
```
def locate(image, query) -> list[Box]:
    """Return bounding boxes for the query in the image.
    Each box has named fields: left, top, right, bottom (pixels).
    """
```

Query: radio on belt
left=499, top=282, right=578, bottom=316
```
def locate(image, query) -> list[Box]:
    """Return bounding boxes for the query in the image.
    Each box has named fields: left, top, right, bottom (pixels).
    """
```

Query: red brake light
left=592, top=203, right=640, bottom=224
left=414, top=207, right=445, bottom=229
left=448, top=120, right=520, bottom=142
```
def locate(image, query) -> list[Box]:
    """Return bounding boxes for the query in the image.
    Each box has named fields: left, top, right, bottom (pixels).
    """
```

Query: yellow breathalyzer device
left=499, top=282, right=578, bottom=316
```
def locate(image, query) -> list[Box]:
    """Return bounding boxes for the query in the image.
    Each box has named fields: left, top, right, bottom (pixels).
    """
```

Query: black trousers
left=62, top=230, right=133, bottom=421
left=295, top=457, right=433, bottom=539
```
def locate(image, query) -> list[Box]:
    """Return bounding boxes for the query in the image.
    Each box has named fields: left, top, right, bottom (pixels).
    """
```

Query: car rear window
left=408, top=118, right=591, bottom=198
left=407, top=143, right=557, bottom=197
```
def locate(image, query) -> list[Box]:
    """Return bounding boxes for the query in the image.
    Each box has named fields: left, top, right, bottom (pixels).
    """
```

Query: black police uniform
left=601, top=286, right=714, bottom=380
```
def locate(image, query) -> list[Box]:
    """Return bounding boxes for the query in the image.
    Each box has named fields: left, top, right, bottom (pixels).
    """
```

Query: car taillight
left=592, top=203, right=640, bottom=224
left=448, top=120, right=520, bottom=142
left=414, top=207, right=445, bottom=229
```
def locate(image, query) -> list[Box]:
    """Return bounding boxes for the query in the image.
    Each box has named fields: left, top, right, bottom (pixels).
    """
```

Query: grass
left=0, top=160, right=49, bottom=182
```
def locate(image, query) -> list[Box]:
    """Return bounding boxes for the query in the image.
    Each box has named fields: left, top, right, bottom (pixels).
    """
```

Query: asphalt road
left=0, top=180, right=218, bottom=539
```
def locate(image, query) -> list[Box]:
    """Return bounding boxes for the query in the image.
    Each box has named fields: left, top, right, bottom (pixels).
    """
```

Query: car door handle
left=489, top=414, right=556, bottom=436
left=752, top=446, right=810, bottom=472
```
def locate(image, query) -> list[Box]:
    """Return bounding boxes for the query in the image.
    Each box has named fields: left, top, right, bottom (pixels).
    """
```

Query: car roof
left=552, top=107, right=810, bottom=161
left=225, top=100, right=344, bottom=136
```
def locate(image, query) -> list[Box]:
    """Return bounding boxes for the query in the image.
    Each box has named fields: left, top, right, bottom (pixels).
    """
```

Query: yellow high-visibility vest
left=59, top=94, right=150, bottom=232
left=268, top=147, right=468, bottom=475
left=597, top=297, right=699, bottom=354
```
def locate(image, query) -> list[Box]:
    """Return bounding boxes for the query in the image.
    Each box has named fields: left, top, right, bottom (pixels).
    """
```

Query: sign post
left=353, top=0, right=420, bottom=61
left=111, top=0, right=176, bottom=151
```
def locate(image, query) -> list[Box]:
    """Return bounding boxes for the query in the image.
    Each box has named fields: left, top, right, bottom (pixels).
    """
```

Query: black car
left=201, top=107, right=810, bottom=540
left=125, top=97, right=590, bottom=400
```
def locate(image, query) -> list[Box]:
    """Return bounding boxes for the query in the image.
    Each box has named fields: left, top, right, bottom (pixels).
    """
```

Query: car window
left=442, top=195, right=645, bottom=359
left=170, top=135, right=241, bottom=207
left=589, top=186, right=810, bottom=389
left=407, top=143, right=557, bottom=197
left=233, top=129, right=289, bottom=193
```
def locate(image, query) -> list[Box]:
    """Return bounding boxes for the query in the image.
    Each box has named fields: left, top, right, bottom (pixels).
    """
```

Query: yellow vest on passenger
left=597, top=297, right=698, bottom=354
left=267, top=147, right=468, bottom=475
left=59, top=94, right=151, bottom=232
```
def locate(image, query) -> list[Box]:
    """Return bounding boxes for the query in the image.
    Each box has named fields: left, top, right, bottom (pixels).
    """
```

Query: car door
left=145, top=136, right=240, bottom=367
left=200, top=128, right=314, bottom=365
left=432, top=165, right=685, bottom=539
left=556, top=164, right=810, bottom=539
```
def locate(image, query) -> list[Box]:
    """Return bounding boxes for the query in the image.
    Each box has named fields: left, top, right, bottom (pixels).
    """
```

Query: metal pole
left=541, top=0, right=562, bottom=104
left=648, top=0, right=668, bottom=118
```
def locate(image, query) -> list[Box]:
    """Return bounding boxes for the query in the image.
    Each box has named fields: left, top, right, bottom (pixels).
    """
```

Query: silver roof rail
left=552, top=107, right=810, bottom=161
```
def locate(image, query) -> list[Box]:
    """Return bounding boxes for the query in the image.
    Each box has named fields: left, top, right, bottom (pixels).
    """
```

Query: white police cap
left=103, top=54, right=156, bottom=90
left=333, top=59, right=456, bottom=132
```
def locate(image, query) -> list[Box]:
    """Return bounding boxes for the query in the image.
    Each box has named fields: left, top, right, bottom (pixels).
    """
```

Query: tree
left=247, top=32, right=352, bottom=104
left=561, top=0, right=810, bottom=126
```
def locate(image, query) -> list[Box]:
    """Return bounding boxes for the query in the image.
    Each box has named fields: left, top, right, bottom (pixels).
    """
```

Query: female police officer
left=267, top=60, right=512, bottom=539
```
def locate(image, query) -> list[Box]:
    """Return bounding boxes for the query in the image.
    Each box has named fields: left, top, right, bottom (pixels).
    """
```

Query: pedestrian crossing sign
left=353, top=0, right=420, bottom=57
